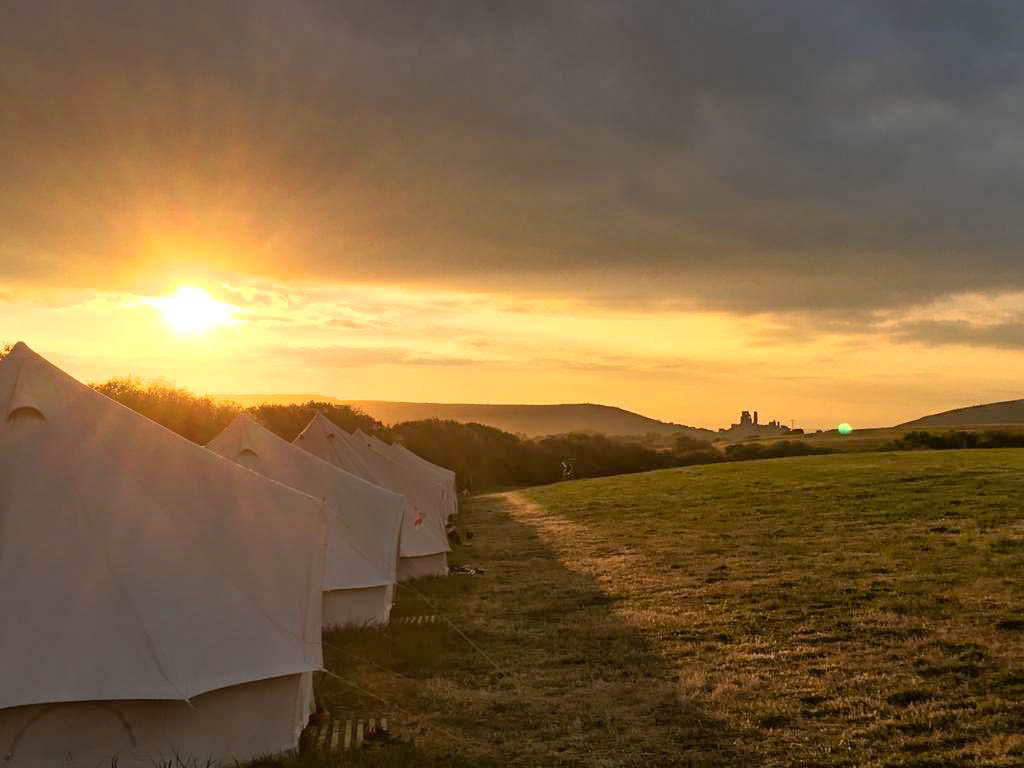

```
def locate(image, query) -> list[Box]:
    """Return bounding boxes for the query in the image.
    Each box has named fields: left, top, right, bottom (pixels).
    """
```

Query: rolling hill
left=898, top=398, right=1024, bottom=428
left=220, top=393, right=341, bottom=407
left=215, top=394, right=713, bottom=438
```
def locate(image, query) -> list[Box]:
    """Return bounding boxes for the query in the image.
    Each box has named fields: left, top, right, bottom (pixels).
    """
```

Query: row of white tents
left=0, top=343, right=457, bottom=767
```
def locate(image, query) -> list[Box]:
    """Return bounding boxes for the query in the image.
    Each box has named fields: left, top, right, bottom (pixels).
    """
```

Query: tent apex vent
left=7, top=366, right=45, bottom=421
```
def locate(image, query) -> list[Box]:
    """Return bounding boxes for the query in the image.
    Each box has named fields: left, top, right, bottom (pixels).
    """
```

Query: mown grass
left=269, top=449, right=1024, bottom=767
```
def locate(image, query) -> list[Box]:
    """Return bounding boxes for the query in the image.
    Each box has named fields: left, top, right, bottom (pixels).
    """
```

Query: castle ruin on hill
left=718, top=409, right=797, bottom=437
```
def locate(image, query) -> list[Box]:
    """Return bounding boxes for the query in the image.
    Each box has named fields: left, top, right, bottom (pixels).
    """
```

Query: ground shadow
left=310, top=491, right=755, bottom=768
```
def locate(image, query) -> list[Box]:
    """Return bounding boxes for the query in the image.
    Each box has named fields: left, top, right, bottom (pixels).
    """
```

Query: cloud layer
left=3, top=1, right=1024, bottom=311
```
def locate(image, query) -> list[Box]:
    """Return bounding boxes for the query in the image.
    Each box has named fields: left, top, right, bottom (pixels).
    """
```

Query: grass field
left=275, top=449, right=1024, bottom=767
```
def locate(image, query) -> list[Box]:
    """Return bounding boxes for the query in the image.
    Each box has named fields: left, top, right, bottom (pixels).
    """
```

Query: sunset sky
left=3, top=2, right=1024, bottom=430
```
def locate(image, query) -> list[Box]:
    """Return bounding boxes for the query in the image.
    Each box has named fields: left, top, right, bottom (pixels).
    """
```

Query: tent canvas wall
left=2, top=677, right=311, bottom=768
left=392, top=442, right=457, bottom=494
left=354, top=430, right=458, bottom=521
left=333, top=428, right=450, bottom=580
left=393, top=443, right=459, bottom=519
left=295, top=414, right=449, bottom=579
left=208, top=414, right=403, bottom=627
left=335, top=429, right=448, bottom=540
left=0, top=343, right=326, bottom=767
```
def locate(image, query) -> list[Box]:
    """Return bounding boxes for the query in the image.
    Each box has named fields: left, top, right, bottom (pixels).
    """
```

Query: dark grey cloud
left=749, top=309, right=1024, bottom=350
left=2, top=1, right=1024, bottom=312
left=892, top=318, right=1024, bottom=350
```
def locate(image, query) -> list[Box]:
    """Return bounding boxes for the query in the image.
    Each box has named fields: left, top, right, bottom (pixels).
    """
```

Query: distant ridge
left=898, top=398, right=1024, bottom=429
left=215, top=394, right=712, bottom=438
left=220, top=394, right=341, bottom=407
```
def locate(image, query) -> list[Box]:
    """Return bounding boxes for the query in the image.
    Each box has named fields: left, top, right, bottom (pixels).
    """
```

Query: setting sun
left=154, top=286, right=233, bottom=335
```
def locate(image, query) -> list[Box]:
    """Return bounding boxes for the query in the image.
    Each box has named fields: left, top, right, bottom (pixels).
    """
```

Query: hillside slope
left=216, top=394, right=712, bottom=438
left=899, top=398, right=1024, bottom=428
left=219, top=393, right=343, bottom=407
left=345, top=400, right=714, bottom=438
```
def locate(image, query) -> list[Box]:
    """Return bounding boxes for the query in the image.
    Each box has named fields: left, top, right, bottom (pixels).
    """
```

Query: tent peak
left=4, top=341, right=35, bottom=361
left=7, top=363, right=45, bottom=422
left=312, top=412, right=338, bottom=435
left=227, top=412, right=261, bottom=458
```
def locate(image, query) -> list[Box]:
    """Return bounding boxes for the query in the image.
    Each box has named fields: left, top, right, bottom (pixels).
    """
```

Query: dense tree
left=17, top=371, right=966, bottom=492
left=392, top=419, right=681, bottom=492
left=889, top=430, right=1024, bottom=450
left=91, top=378, right=385, bottom=445
left=723, top=440, right=832, bottom=461
left=248, top=402, right=386, bottom=442
left=391, top=420, right=544, bottom=491
left=674, top=434, right=715, bottom=453
left=92, top=378, right=241, bottom=445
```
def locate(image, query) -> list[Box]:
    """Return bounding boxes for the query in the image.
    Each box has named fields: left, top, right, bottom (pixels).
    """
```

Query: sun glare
left=155, top=286, right=233, bottom=335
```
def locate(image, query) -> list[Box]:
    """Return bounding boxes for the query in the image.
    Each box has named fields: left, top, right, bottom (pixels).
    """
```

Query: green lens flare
left=837, top=422, right=853, bottom=435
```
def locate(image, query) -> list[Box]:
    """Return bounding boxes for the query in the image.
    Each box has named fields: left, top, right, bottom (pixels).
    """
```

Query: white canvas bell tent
left=332, top=429, right=451, bottom=578
left=393, top=443, right=457, bottom=494
left=335, top=429, right=449, bottom=538
left=207, top=413, right=403, bottom=627
left=354, top=430, right=458, bottom=521
left=394, top=443, right=458, bottom=510
left=351, top=430, right=457, bottom=523
left=295, top=413, right=450, bottom=580
left=0, top=343, right=326, bottom=767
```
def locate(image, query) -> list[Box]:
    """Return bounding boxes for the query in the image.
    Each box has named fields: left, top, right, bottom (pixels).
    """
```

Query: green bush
left=724, top=440, right=832, bottom=461
left=392, top=420, right=680, bottom=492
left=673, top=434, right=716, bottom=453
left=249, top=402, right=388, bottom=442
left=889, top=430, right=1024, bottom=451
left=92, top=378, right=241, bottom=445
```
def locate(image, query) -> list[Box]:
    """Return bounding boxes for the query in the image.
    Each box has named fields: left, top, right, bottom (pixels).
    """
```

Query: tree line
left=89, top=378, right=685, bottom=491
left=0, top=345, right=901, bottom=491
left=91, top=378, right=384, bottom=444
left=395, top=419, right=685, bottom=490
left=13, top=345, right=1024, bottom=490
left=83, top=378, right=848, bottom=491
left=886, top=430, right=1024, bottom=451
